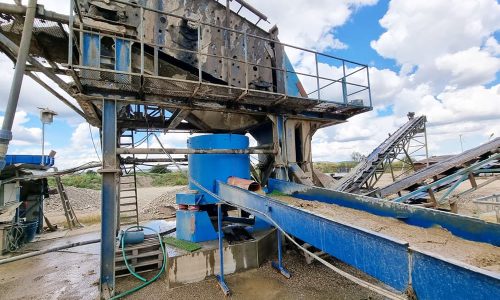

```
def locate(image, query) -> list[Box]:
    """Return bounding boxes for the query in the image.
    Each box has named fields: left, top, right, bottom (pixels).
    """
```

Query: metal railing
left=68, top=0, right=372, bottom=108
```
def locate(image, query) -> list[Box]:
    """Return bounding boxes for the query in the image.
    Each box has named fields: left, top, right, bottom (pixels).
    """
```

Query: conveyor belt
left=333, top=116, right=426, bottom=192
left=217, top=180, right=500, bottom=300
left=378, top=138, right=500, bottom=198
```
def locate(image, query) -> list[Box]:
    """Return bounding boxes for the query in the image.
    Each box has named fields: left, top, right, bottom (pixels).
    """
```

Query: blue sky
left=0, top=0, right=499, bottom=167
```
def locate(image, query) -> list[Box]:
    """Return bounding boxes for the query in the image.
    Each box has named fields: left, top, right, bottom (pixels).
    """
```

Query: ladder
left=54, top=173, right=83, bottom=229
left=119, top=130, right=140, bottom=228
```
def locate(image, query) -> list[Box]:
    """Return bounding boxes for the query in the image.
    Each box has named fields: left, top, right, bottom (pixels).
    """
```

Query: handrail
left=70, top=0, right=371, bottom=107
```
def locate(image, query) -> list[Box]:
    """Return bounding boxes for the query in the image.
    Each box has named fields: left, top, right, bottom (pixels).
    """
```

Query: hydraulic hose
left=111, top=225, right=168, bottom=299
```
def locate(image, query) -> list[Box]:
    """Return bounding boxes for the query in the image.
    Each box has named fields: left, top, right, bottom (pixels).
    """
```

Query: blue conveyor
left=216, top=180, right=500, bottom=300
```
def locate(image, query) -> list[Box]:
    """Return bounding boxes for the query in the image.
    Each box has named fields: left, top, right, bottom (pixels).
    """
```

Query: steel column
left=0, top=0, right=37, bottom=170
left=271, top=230, right=291, bottom=278
left=100, top=99, right=119, bottom=299
left=216, top=203, right=230, bottom=295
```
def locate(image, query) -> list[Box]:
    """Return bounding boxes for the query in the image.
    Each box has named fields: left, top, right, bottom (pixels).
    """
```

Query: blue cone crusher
left=176, top=134, right=252, bottom=242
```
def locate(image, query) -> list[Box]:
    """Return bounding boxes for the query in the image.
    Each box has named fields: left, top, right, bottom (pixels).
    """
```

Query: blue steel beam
left=100, top=99, right=118, bottom=298
left=217, top=182, right=500, bottom=299
left=218, top=182, right=410, bottom=293
left=268, top=179, right=500, bottom=246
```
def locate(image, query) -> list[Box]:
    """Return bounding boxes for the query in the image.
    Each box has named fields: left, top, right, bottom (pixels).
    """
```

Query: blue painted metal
left=4, top=155, right=54, bottom=167
left=188, top=134, right=250, bottom=204
left=115, top=38, right=130, bottom=83
left=284, top=54, right=302, bottom=97
left=175, top=210, right=218, bottom=242
left=269, top=179, right=500, bottom=246
left=217, top=182, right=410, bottom=292
left=175, top=192, right=203, bottom=205
left=176, top=134, right=250, bottom=242
left=216, top=203, right=230, bottom=296
left=217, top=182, right=500, bottom=298
left=410, top=249, right=500, bottom=300
left=82, top=33, right=100, bottom=67
left=100, top=99, right=118, bottom=296
left=271, top=230, right=291, bottom=278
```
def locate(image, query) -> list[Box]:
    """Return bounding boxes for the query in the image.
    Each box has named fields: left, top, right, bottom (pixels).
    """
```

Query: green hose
left=111, top=226, right=168, bottom=299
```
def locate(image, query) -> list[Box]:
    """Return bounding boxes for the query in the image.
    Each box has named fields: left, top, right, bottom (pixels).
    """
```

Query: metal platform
left=0, top=0, right=372, bottom=132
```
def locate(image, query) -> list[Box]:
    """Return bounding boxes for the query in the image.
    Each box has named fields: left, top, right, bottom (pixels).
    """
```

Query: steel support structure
left=0, top=0, right=37, bottom=170
left=392, top=153, right=500, bottom=207
left=99, top=99, right=119, bottom=298
left=217, top=182, right=500, bottom=299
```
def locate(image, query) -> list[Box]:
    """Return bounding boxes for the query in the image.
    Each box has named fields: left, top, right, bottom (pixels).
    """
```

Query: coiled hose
left=111, top=226, right=168, bottom=299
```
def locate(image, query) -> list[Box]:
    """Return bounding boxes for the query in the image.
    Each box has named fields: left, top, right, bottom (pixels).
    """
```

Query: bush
left=151, top=172, right=188, bottom=186
left=149, top=164, right=171, bottom=174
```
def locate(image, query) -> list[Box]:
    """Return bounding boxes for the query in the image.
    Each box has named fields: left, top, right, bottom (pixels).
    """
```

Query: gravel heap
left=141, top=186, right=188, bottom=219
left=45, top=187, right=101, bottom=213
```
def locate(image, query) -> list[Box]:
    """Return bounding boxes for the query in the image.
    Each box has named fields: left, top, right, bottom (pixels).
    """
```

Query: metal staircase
left=333, top=114, right=428, bottom=193
left=118, top=131, right=140, bottom=227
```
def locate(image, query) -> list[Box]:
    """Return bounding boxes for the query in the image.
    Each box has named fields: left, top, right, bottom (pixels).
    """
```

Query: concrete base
left=167, top=228, right=277, bottom=288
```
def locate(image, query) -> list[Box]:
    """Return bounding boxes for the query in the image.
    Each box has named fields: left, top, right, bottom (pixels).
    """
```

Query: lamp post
left=39, top=108, right=57, bottom=166
left=459, top=134, right=464, bottom=153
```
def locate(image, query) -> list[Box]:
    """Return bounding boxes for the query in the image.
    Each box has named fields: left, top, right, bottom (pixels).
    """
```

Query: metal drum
left=188, top=134, right=250, bottom=203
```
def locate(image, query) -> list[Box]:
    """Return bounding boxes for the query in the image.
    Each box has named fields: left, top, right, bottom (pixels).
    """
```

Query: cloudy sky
left=0, top=0, right=499, bottom=168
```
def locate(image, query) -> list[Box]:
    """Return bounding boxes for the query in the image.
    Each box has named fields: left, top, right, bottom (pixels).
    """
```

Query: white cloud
left=0, top=111, right=42, bottom=146
left=435, top=47, right=500, bottom=87
left=371, top=0, right=500, bottom=90
left=248, top=0, right=377, bottom=51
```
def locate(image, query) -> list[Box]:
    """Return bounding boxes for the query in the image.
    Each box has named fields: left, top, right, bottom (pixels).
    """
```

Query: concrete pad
left=167, top=228, right=277, bottom=287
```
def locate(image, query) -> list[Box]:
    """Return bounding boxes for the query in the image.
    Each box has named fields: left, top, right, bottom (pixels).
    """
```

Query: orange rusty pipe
left=227, top=176, right=262, bottom=192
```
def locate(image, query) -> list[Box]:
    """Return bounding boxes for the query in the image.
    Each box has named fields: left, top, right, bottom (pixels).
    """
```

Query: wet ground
left=0, top=230, right=384, bottom=300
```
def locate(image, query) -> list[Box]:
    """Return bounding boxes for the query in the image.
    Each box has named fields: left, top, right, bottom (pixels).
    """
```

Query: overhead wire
left=88, top=123, right=102, bottom=162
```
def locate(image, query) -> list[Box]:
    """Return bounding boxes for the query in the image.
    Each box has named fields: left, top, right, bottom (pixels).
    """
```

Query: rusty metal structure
left=0, top=0, right=373, bottom=297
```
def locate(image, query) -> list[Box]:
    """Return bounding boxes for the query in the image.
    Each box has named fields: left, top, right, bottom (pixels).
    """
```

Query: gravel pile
left=141, top=186, right=188, bottom=219
left=45, top=187, right=101, bottom=213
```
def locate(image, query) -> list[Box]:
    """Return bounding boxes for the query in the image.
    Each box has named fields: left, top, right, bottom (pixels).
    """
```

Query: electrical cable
left=88, top=123, right=102, bottom=162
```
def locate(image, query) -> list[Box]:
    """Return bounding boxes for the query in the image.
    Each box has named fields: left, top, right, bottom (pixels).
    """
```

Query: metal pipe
left=227, top=176, right=262, bottom=192
left=0, top=0, right=37, bottom=170
left=116, top=147, right=276, bottom=155
left=68, top=0, right=74, bottom=66
left=232, top=0, right=268, bottom=22
left=0, top=239, right=101, bottom=265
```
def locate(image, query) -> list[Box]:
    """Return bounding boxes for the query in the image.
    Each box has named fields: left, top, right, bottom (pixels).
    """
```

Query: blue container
left=188, top=134, right=250, bottom=204
left=22, top=221, right=38, bottom=243
left=5, top=155, right=54, bottom=167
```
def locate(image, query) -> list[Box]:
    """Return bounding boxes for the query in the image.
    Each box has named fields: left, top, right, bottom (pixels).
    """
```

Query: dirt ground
left=0, top=229, right=384, bottom=300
